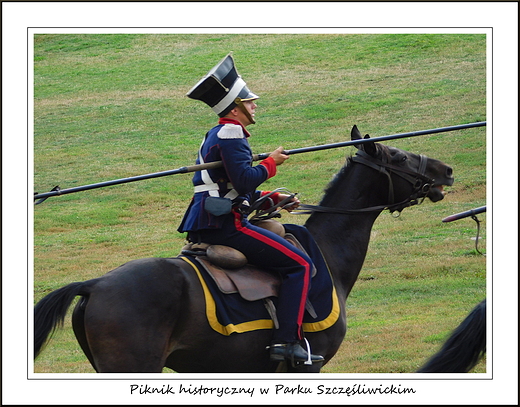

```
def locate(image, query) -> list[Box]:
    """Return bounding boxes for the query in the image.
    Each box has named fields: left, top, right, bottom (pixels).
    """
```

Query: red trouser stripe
left=233, top=212, right=311, bottom=335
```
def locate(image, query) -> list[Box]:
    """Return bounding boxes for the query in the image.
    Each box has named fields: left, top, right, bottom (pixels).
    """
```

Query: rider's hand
left=278, top=194, right=300, bottom=211
left=269, top=146, right=289, bottom=166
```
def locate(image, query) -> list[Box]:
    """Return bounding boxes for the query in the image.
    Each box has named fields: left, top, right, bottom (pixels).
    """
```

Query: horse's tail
left=34, top=280, right=95, bottom=358
left=417, top=299, right=486, bottom=373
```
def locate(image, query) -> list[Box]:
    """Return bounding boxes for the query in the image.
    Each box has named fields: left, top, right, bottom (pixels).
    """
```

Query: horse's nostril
left=446, top=167, right=453, bottom=177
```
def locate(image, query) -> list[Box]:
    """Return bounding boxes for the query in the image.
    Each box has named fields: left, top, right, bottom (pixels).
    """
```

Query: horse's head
left=351, top=125, right=454, bottom=211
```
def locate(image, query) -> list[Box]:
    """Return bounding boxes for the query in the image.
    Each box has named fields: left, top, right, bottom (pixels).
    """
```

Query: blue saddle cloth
left=180, top=224, right=340, bottom=336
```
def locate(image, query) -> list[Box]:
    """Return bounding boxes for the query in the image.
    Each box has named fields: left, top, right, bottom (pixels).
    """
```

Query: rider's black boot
left=269, top=342, right=324, bottom=364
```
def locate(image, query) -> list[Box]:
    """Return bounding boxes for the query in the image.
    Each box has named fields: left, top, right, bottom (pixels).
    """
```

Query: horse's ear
left=351, top=125, right=362, bottom=140
left=351, top=125, right=363, bottom=149
left=363, top=134, right=377, bottom=156
left=351, top=125, right=377, bottom=156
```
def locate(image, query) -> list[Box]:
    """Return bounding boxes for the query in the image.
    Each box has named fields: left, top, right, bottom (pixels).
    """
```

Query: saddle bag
left=204, top=196, right=232, bottom=216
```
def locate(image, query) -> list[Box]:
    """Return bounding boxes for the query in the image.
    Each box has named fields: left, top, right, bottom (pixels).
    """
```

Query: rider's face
left=235, top=100, right=257, bottom=126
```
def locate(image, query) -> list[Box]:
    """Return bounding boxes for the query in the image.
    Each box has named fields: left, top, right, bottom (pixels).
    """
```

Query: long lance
left=34, top=121, right=486, bottom=204
left=442, top=206, right=486, bottom=222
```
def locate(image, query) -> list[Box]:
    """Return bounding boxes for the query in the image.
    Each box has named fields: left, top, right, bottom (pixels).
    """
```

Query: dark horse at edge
left=417, top=299, right=486, bottom=373
left=34, top=125, right=455, bottom=372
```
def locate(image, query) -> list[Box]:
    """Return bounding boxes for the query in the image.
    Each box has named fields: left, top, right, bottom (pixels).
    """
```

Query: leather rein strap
left=295, top=151, right=436, bottom=216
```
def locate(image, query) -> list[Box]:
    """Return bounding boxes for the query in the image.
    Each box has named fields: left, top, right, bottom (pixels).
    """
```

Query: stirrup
left=268, top=340, right=324, bottom=367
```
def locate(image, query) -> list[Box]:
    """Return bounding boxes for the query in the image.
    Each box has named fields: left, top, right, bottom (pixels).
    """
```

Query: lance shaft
left=255, top=121, right=487, bottom=160
left=442, top=206, right=486, bottom=222
left=33, top=161, right=223, bottom=202
left=34, top=121, right=485, bottom=202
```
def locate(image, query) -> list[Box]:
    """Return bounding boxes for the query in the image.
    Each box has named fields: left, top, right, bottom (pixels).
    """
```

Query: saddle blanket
left=180, top=224, right=340, bottom=336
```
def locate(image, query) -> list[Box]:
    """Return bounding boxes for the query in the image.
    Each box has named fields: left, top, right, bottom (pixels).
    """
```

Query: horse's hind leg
left=89, top=335, right=168, bottom=373
left=82, top=297, right=173, bottom=373
left=72, top=297, right=99, bottom=372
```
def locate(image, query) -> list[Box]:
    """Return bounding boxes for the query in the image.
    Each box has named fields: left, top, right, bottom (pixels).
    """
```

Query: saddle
left=180, top=220, right=318, bottom=328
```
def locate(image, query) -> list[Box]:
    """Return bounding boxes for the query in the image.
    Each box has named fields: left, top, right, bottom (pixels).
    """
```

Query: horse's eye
left=401, top=156, right=408, bottom=162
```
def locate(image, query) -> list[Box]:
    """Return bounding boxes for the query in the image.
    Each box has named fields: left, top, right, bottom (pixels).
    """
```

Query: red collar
left=218, top=118, right=251, bottom=138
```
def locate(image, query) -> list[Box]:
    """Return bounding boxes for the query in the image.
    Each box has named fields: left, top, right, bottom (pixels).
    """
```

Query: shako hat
left=187, top=53, right=259, bottom=118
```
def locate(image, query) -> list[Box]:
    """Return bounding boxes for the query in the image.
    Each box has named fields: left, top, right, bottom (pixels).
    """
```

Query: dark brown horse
left=417, top=299, right=486, bottom=373
left=34, top=125, right=454, bottom=373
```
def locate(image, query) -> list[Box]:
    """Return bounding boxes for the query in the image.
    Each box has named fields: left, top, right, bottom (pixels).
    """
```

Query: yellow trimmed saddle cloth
left=179, top=222, right=340, bottom=335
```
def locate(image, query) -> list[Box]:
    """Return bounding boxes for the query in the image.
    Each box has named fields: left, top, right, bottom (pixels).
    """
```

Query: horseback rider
left=178, top=53, right=324, bottom=365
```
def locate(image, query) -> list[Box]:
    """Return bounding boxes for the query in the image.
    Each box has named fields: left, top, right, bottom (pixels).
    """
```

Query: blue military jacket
left=178, top=118, right=277, bottom=232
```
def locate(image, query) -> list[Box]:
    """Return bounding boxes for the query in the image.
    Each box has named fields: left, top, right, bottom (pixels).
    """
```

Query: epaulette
left=217, top=123, right=245, bottom=139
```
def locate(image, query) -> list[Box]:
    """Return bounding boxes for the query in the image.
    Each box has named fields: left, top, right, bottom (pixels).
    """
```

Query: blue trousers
left=189, top=210, right=312, bottom=343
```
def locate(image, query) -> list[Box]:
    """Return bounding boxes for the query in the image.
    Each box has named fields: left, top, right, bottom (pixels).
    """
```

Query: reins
left=293, top=150, right=436, bottom=216
left=471, top=214, right=484, bottom=255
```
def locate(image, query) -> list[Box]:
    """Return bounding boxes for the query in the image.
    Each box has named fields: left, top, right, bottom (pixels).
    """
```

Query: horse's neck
left=305, top=166, right=383, bottom=301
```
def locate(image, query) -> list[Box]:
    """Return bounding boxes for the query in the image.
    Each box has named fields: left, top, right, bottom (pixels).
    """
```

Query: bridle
left=294, top=149, right=437, bottom=217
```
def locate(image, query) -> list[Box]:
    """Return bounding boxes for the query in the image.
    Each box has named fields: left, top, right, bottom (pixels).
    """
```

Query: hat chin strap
left=235, top=98, right=256, bottom=124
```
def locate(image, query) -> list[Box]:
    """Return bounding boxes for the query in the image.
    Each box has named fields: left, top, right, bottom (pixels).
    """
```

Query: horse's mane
left=319, top=156, right=355, bottom=205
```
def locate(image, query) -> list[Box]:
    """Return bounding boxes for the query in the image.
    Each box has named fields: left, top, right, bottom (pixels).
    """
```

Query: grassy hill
left=33, top=33, right=486, bottom=373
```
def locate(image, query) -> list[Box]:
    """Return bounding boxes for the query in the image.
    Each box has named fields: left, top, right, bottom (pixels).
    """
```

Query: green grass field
left=33, top=34, right=486, bottom=373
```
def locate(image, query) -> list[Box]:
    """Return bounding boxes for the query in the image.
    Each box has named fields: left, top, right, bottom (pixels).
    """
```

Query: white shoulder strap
left=196, top=135, right=238, bottom=199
